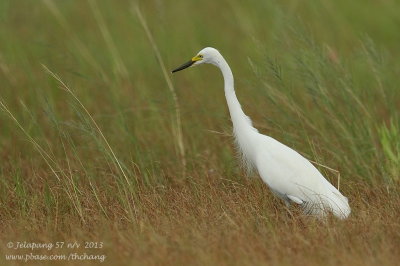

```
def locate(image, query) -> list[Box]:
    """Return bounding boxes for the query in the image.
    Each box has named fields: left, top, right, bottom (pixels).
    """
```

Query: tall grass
left=0, top=0, right=399, bottom=265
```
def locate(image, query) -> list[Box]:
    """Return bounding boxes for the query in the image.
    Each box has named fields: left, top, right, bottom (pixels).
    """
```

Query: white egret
left=172, top=47, right=351, bottom=219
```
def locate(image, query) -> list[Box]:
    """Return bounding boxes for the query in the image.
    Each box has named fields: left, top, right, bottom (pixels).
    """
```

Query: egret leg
left=283, top=199, right=295, bottom=219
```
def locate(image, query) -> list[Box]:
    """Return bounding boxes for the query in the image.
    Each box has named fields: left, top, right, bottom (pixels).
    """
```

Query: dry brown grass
left=1, top=167, right=399, bottom=265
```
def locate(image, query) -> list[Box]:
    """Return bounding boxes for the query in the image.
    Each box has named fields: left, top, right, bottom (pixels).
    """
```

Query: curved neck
left=218, top=58, right=235, bottom=95
left=215, top=56, right=255, bottom=134
left=215, top=54, right=258, bottom=167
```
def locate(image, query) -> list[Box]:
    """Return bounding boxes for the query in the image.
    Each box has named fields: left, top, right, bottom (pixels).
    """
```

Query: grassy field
left=0, top=0, right=399, bottom=265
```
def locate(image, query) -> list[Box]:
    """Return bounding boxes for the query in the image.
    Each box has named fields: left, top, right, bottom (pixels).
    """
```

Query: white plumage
left=172, top=47, right=351, bottom=219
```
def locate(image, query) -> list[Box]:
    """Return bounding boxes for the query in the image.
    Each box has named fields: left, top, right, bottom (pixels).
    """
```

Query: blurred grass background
left=0, top=0, right=399, bottom=265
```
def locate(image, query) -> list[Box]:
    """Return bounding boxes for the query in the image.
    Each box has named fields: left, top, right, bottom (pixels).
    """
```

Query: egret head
left=172, top=47, right=221, bottom=73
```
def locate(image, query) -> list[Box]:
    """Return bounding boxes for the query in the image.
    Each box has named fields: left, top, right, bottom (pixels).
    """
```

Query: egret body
left=172, top=47, right=351, bottom=219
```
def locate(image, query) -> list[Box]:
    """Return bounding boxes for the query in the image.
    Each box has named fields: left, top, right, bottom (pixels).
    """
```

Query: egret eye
left=199, top=55, right=203, bottom=58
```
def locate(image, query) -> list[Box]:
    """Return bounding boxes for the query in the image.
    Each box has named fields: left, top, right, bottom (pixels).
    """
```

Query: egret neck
left=215, top=54, right=258, bottom=166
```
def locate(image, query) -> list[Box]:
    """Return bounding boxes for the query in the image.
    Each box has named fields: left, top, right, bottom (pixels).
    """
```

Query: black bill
left=171, top=60, right=195, bottom=73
